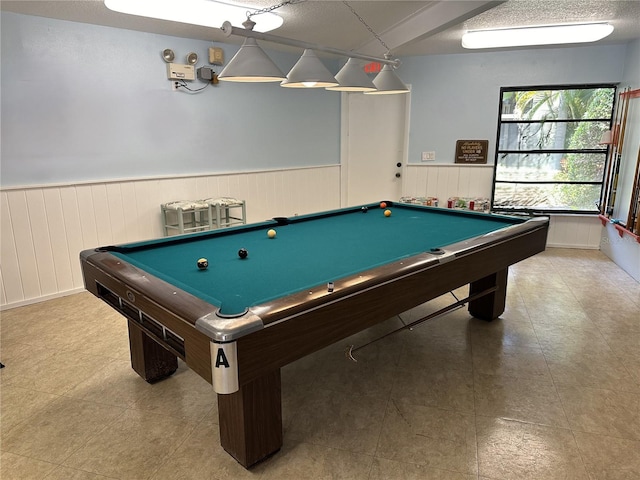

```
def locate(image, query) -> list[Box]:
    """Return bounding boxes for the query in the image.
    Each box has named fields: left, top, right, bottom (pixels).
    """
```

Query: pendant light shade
left=365, top=64, right=409, bottom=95
left=218, top=37, right=285, bottom=82
left=326, top=58, right=376, bottom=92
left=281, top=49, right=338, bottom=88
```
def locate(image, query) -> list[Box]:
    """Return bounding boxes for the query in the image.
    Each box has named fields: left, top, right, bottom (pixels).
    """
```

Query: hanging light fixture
left=326, top=58, right=376, bottom=92
left=218, top=0, right=408, bottom=94
left=220, top=21, right=400, bottom=89
left=218, top=19, right=286, bottom=82
left=342, top=1, right=408, bottom=95
left=281, top=49, right=338, bottom=88
left=365, top=55, right=409, bottom=95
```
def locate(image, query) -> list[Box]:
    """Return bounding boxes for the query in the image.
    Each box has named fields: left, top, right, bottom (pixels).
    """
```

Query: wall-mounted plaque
left=455, top=140, right=488, bottom=164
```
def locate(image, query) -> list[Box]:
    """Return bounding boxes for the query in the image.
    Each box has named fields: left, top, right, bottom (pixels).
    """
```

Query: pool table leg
left=468, top=268, right=509, bottom=320
left=217, top=369, right=283, bottom=468
left=127, top=320, right=178, bottom=383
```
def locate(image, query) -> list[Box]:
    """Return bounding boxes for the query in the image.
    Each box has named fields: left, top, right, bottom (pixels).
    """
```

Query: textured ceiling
left=2, top=0, right=639, bottom=57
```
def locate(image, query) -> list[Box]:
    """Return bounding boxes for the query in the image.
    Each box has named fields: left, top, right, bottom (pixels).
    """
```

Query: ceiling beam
left=357, top=0, right=505, bottom=56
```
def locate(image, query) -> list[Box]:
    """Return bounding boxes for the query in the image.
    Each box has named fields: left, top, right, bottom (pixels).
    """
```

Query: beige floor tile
left=557, top=385, right=640, bottom=441
left=574, top=430, right=640, bottom=479
left=62, top=409, right=197, bottom=479
left=44, top=465, right=118, bottom=479
left=0, top=451, right=58, bottom=480
left=312, top=326, right=406, bottom=396
left=66, top=321, right=131, bottom=361
left=512, top=272, right=568, bottom=292
left=148, top=420, right=257, bottom=480
left=467, top=316, right=540, bottom=349
left=1, top=385, right=59, bottom=434
left=0, top=341, right=58, bottom=379
left=519, top=291, right=584, bottom=320
left=533, top=321, right=614, bottom=356
left=619, top=282, right=640, bottom=307
left=1, top=293, right=108, bottom=348
left=3, top=349, right=115, bottom=396
left=473, top=373, right=569, bottom=428
left=391, top=366, right=475, bottom=413
left=257, top=442, right=374, bottom=480
left=571, top=289, right=638, bottom=313
left=620, top=354, right=640, bottom=385
left=376, top=399, right=477, bottom=475
left=63, top=359, right=154, bottom=408
left=527, top=308, right=593, bottom=327
left=545, top=350, right=640, bottom=394
left=601, top=330, right=640, bottom=360
left=281, top=361, right=323, bottom=430
left=130, top=361, right=217, bottom=421
left=312, top=354, right=398, bottom=397
left=472, top=344, right=552, bottom=382
left=2, top=396, right=125, bottom=464
left=285, top=389, right=387, bottom=455
left=400, top=335, right=473, bottom=372
left=588, top=309, right=640, bottom=336
left=369, top=458, right=476, bottom=480
left=476, top=417, right=588, bottom=480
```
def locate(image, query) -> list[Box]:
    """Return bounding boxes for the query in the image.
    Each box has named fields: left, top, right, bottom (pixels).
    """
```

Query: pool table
left=80, top=202, right=549, bottom=467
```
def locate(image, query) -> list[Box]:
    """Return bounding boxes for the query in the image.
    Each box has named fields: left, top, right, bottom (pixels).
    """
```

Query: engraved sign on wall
left=455, top=140, right=488, bottom=164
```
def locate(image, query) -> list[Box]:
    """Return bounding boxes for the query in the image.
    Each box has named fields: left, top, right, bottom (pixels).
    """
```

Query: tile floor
left=1, top=248, right=639, bottom=479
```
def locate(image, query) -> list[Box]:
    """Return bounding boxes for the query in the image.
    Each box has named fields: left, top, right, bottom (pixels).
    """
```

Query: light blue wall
left=0, top=12, right=341, bottom=187
left=402, top=45, right=628, bottom=165
left=622, top=38, right=640, bottom=84
left=2, top=11, right=634, bottom=187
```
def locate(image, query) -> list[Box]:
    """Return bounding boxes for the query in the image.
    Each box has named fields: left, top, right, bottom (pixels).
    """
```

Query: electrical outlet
left=171, top=81, right=180, bottom=91
left=421, top=151, right=436, bottom=161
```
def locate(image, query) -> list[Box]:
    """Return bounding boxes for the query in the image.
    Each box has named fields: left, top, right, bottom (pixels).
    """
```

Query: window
left=492, top=84, right=616, bottom=214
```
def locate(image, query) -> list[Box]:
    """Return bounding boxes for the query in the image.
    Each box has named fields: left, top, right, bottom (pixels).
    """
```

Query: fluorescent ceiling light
left=462, top=22, right=614, bottom=49
left=104, top=0, right=283, bottom=33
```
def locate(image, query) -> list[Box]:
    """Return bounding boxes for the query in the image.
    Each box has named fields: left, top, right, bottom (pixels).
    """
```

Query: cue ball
left=361, top=206, right=368, bottom=213
left=267, top=229, right=277, bottom=238
left=380, top=202, right=387, bottom=209
left=384, top=209, right=392, bottom=217
left=238, top=248, right=248, bottom=259
left=197, top=258, right=208, bottom=270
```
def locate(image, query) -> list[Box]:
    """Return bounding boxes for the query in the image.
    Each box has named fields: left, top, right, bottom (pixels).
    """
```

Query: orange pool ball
left=379, top=202, right=387, bottom=209
left=384, top=209, right=392, bottom=217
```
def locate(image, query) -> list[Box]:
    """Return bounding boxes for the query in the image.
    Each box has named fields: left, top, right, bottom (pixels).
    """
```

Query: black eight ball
left=361, top=206, right=368, bottom=213
left=238, top=248, right=248, bottom=259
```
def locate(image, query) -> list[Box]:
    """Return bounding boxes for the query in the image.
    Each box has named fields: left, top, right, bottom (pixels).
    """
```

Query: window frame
left=491, top=83, right=617, bottom=215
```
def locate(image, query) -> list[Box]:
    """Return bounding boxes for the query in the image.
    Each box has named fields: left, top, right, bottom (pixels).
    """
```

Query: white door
left=341, top=91, right=410, bottom=206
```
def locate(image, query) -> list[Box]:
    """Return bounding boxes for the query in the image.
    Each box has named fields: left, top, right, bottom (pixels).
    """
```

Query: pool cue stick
left=607, top=88, right=630, bottom=216
left=604, top=89, right=627, bottom=215
left=345, top=286, right=497, bottom=362
left=601, top=91, right=625, bottom=215
left=628, top=148, right=640, bottom=233
left=636, top=176, right=640, bottom=235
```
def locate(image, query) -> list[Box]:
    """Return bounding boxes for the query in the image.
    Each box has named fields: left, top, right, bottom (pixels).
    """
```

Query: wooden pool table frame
left=80, top=212, right=549, bottom=468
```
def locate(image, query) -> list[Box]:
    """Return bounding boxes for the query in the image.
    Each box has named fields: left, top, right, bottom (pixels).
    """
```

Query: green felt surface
left=110, top=204, right=522, bottom=314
